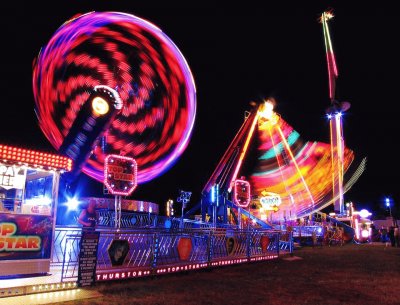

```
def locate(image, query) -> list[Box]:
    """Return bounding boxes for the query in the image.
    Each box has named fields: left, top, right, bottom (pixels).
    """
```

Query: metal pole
left=238, top=207, right=242, bottom=229
left=180, top=202, right=184, bottom=229
left=114, top=195, right=121, bottom=229
left=114, top=195, right=118, bottom=228
left=213, top=205, right=217, bottom=228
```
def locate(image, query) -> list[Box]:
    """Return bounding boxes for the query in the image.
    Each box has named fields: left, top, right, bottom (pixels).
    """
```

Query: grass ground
left=51, top=242, right=400, bottom=305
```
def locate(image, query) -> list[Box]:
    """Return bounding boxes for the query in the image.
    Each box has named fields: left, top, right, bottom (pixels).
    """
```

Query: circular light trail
left=33, top=11, right=196, bottom=184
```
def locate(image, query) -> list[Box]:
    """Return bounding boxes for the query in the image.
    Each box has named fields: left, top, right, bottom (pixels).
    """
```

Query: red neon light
left=0, top=144, right=72, bottom=172
left=233, top=179, right=251, bottom=208
left=104, top=154, right=137, bottom=196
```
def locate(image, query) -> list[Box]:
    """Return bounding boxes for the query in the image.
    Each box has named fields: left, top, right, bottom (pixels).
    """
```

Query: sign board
left=260, top=191, right=281, bottom=211
left=177, top=190, right=192, bottom=208
left=107, top=239, right=130, bottom=266
left=104, top=155, right=137, bottom=196
left=233, top=179, right=251, bottom=207
left=78, top=231, right=100, bottom=287
left=0, top=164, right=26, bottom=190
left=0, top=215, right=53, bottom=260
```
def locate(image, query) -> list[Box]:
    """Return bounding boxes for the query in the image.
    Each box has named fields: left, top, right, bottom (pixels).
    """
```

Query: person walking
left=394, top=224, right=399, bottom=247
left=388, top=226, right=395, bottom=247
left=380, top=226, right=387, bottom=244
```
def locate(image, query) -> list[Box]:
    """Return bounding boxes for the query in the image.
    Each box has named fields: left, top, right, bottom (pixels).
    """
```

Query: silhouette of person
left=394, top=225, right=399, bottom=247
left=388, top=226, right=395, bottom=247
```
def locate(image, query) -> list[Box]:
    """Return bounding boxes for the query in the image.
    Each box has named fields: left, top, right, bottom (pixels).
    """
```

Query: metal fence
left=96, top=210, right=214, bottom=229
left=52, top=225, right=287, bottom=282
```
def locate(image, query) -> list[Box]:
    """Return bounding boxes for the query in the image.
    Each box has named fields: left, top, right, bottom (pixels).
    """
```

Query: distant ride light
left=385, top=197, right=392, bottom=217
left=359, top=209, right=371, bottom=219
left=361, top=229, right=370, bottom=239
left=210, top=184, right=219, bottom=206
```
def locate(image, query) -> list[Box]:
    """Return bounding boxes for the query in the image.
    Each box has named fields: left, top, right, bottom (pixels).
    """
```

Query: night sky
left=0, top=1, right=398, bottom=218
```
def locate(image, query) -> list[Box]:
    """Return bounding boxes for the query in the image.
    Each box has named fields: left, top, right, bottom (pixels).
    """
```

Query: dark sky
left=0, top=1, right=398, bottom=218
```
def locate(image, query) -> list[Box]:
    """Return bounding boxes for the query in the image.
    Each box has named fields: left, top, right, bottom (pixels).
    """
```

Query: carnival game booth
left=0, top=144, right=72, bottom=277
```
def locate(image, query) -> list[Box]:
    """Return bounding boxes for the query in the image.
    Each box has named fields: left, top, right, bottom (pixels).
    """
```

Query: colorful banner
left=0, top=213, right=53, bottom=260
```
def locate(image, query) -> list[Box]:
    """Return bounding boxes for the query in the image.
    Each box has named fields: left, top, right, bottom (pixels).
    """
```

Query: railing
left=291, top=225, right=324, bottom=237
left=52, top=226, right=285, bottom=282
left=96, top=210, right=214, bottom=229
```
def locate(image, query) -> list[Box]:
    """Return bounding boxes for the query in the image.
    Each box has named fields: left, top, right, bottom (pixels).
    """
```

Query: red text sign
left=104, top=155, right=137, bottom=196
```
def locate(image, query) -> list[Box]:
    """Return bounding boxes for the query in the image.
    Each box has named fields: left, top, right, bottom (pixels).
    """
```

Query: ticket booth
left=0, top=144, right=72, bottom=277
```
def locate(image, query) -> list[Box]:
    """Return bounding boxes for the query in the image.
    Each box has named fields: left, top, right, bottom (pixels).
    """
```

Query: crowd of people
left=378, top=224, right=399, bottom=247
left=323, top=226, right=344, bottom=246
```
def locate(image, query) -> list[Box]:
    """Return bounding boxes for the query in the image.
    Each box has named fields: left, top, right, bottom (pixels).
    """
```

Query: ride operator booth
left=0, top=144, right=72, bottom=277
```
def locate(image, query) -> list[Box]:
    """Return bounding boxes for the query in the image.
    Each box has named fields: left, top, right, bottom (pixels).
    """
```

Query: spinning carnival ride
left=197, top=11, right=366, bottom=226
left=0, top=11, right=197, bottom=280
left=33, top=11, right=196, bottom=187
left=200, top=100, right=365, bottom=225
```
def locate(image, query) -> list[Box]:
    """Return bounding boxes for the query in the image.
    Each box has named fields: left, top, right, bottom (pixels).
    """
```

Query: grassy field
left=51, top=242, right=400, bottom=305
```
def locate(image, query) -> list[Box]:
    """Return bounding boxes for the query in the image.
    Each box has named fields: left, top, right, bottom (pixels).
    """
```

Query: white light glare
left=359, top=209, right=371, bottom=219
left=66, top=197, right=80, bottom=211
left=259, top=100, right=274, bottom=119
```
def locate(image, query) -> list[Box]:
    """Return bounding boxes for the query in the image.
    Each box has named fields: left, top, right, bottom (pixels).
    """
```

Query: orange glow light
left=0, top=144, right=72, bottom=172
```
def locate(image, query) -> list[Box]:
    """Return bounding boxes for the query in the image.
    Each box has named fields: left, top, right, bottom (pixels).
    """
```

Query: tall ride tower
left=321, top=11, right=351, bottom=215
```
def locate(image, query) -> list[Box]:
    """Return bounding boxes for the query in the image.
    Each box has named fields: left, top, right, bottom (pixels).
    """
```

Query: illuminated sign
left=0, top=215, right=53, bottom=260
left=0, top=222, right=41, bottom=251
left=104, top=155, right=137, bottom=196
left=96, top=269, right=151, bottom=282
left=260, top=191, right=281, bottom=211
left=0, top=164, right=26, bottom=190
left=233, top=179, right=251, bottom=208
